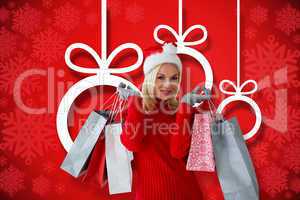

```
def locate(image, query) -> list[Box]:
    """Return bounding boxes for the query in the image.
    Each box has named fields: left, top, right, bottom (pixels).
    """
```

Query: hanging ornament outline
left=56, top=0, right=143, bottom=152
left=216, top=0, right=262, bottom=140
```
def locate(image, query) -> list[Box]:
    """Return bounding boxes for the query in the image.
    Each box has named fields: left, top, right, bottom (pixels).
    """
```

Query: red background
left=0, top=0, right=299, bottom=199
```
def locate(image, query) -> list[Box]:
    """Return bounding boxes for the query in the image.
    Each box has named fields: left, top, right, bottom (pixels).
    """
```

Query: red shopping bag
left=186, top=112, right=215, bottom=172
left=81, top=134, right=107, bottom=187
left=194, top=171, right=225, bottom=200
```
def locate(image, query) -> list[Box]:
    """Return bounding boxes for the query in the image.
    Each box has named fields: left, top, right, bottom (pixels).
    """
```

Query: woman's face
left=154, top=63, right=180, bottom=101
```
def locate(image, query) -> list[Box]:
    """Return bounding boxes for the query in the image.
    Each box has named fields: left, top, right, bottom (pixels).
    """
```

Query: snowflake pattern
left=125, top=3, right=144, bottom=24
left=108, top=0, right=123, bottom=17
left=262, top=105, right=300, bottom=146
left=32, top=175, right=51, bottom=197
left=0, top=96, right=9, bottom=108
left=0, top=155, right=7, bottom=167
left=0, top=27, right=18, bottom=61
left=0, top=165, right=25, bottom=197
left=244, top=35, right=300, bottom=87
left=249, top=141, right=271, bottom=169
left=12, top=3, right=42, bottom=36
left=85, top=12, right=98, bottom=26
left=244, top=27, right=257, bottom=40
left=0, top=110, right=57, bottom=165
left=7, top=1, right=16, bottom=10
left=42, top=0, right=53, bottom=9
left=55, top=183, right=66, bottom=195
left=282, top=140, right=300, bottom=174
left=293, top=34, right=300, bottom=44
left=43, top=161, right=56, bottom=174
left=0, top=7, right=10, bottom=23
left=275, top=4, right=300, bottom=36
left=53, top=2, right=80, bottom=33
left=0, top=53, right=37, bottom=95
left=258, top=164, right=289, bottom=197
left=292, top=91, right=300, bottom=105
left=32, top=28, right=66, bottom=65
left=289, top=176, right=300, bottom=193
left=249, top=5, right=268, bottom=26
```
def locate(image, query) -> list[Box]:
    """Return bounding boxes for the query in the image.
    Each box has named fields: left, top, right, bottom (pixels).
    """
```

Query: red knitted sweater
left=120, top=96, right=203, bottom=200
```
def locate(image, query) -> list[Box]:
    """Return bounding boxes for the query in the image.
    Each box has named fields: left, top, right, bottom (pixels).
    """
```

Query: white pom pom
left=162, top=43, right=177, bottom=54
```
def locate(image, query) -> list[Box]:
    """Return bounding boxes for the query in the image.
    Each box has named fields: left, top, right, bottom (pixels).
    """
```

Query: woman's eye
left=157, top=76, right=164, bottom=80
left=171, top=77, right=178, bottom=81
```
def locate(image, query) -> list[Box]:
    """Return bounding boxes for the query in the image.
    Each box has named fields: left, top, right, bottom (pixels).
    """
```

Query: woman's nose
left=162, top=79, right=176, bottom=88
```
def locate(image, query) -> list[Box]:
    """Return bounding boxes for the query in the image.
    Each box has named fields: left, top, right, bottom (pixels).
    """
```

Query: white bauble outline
left=56, top=74, right=141, bottom=152
left=177, top=46, right=213, bottom=90
left=57, top=42, right=143, bottom=152
left=216, top=95, right=262, bottom=140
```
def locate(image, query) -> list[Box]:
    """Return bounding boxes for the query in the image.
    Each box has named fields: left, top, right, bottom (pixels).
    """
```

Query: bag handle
left=198, top=87, right=224, bottom=122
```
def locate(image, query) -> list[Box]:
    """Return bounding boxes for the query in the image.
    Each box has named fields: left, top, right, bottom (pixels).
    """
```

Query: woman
left=119, top=43, right=209, bottom=200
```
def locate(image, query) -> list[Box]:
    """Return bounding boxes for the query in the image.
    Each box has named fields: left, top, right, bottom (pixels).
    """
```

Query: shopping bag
left=211, top=117, right=259, bottom=200
left=60, top=110, right=109, bottom=177
left=81, top=134, right=107, bottom=187
left=186, top=112, right=215, bottom=172
left=105, top=122, right=133, bottom=194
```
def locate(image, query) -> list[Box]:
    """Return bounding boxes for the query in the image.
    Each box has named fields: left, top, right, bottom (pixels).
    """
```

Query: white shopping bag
left=105, top=123, right=133, bottom=194
left=60, top=111, right=109, bottom=177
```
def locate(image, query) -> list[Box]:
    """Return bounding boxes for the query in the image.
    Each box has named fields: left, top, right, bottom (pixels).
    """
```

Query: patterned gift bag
left=186, top=112, right=215, bottom=172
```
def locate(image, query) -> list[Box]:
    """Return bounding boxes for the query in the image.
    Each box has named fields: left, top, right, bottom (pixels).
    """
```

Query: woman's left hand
left=117, top=82, right=141, bottom=100
left=181, top=85, right=211, bottom=106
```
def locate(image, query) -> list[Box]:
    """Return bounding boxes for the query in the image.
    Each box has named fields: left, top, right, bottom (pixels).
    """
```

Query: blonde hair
left=141, top=64, right=182, bottom=112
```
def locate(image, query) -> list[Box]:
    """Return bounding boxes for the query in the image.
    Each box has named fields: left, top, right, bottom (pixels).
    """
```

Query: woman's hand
left=181, top=85, right=211, bottom=106
left=117, top=82, right=141, bottom=100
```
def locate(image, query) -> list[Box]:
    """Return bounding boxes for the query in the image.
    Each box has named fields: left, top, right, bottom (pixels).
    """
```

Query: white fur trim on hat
left=143, top=43, right=182, bottom=75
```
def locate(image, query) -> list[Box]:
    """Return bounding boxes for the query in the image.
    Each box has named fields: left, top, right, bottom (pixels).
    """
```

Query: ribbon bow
left=153, top=0, right=207, bottom=48
left=154, top=24, right=208, bottom=48
left=65, top=43, right=143, bottom=75
left=219, top=79, right=258, bottom=96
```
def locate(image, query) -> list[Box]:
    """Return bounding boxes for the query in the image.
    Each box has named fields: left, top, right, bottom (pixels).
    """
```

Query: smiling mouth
left=160, top=90, right=172, bottom=95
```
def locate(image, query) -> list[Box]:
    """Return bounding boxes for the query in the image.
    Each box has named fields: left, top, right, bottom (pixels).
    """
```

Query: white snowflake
left=0, top=27, right=18, bottom=61
left=0, top=165, right=25, bottom=197
left=53, top=2, right=80, bottom=32
left=258, top=164, right=289, bottom=197
left=125, top=2, right=144, bottom=24
left=32, top=175, right=51, bottom=197
left=12, top=3, right=42, bottom=37
left=31, top=28, right=66, bottom=65
left=275, top=4, right=300, bottom=36
left=243, top=35, right=300, bottom=86
left=0, top=110, right=57, bottom=165
left=249, top=5, right=268, bottom=26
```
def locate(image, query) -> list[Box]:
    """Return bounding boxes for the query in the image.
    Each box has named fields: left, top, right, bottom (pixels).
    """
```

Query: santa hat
left=143, top=43, right=182, bottom=75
